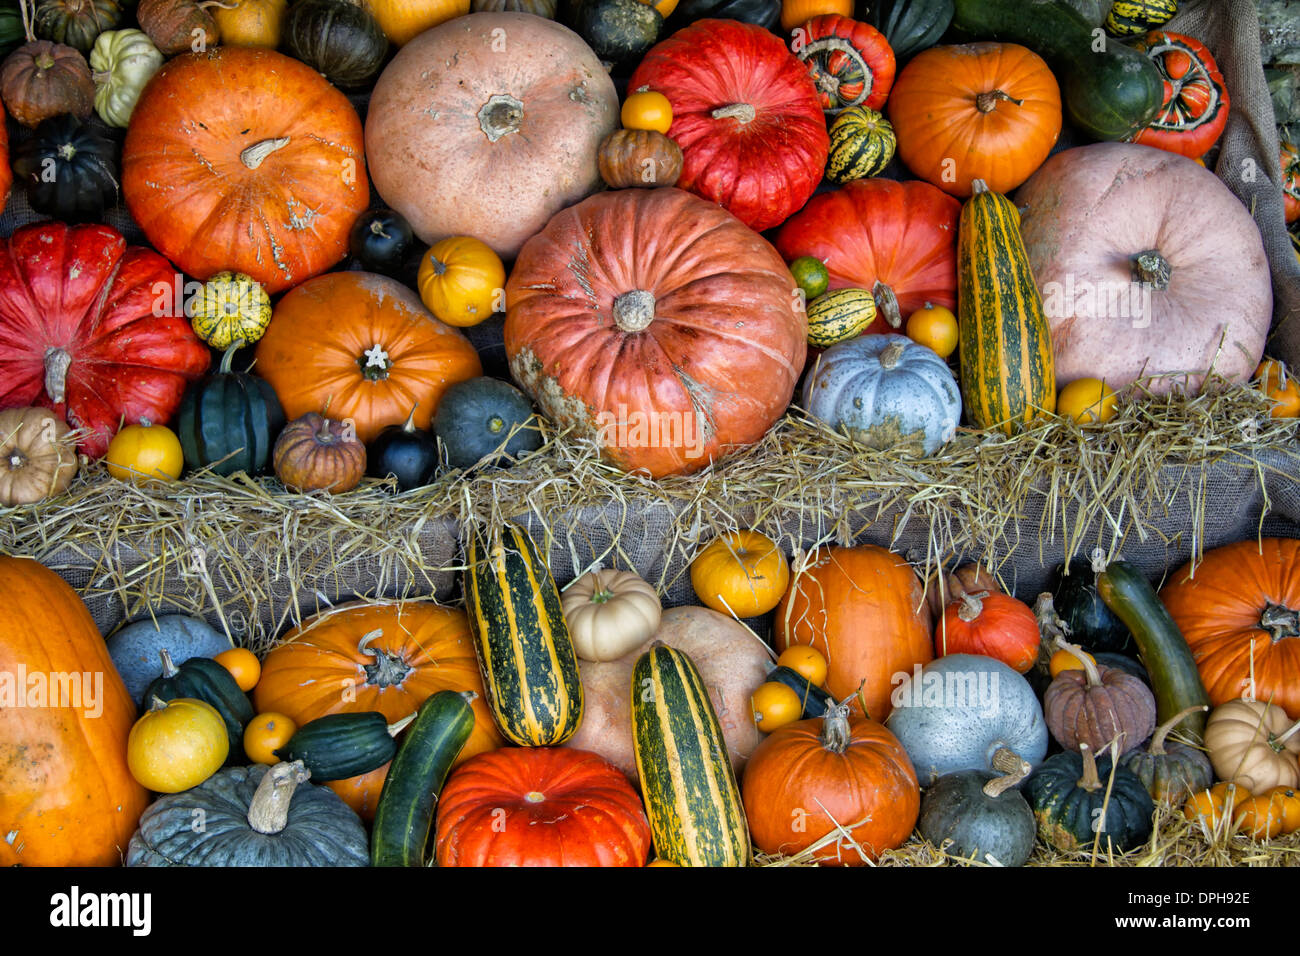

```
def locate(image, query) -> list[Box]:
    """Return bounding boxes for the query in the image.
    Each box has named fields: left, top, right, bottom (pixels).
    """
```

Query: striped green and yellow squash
left=465, top=521, right=583, bottom=746
left=957, top=179, right=1055, bottom=434
left=826, top=106, right=896, bottom=184
left=1104, top=0, right=1177, bottom=36
left=806, top=288, right=877, bottom=348
left=632, top=643, right=750, bottom=867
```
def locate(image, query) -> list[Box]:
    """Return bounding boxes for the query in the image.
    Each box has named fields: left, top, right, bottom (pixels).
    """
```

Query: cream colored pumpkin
left=364, top=12, right=618, bottom=257
left=562, top=569, right=662, bottom=662
left=0, top=408, right=78, bottom=506
left=1204, top=698, right=1300, bottom=793
left=89, top=29, right=164, bottom=128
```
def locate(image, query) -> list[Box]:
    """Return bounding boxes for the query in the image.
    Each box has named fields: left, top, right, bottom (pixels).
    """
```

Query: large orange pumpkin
left=1161, top=539, right=1300, bottom=719
left=0, top=557, right=150, bottom=866
left=505, top=187, right=806, bottom=478
left=252, top=601, right=503, bottom=820
left=888, top=42, right=1062, bottom=198
left=775, top=544, right=933, bottom=721
left=254, top=272, right=482, bottom=443
left=122, top=47, right=369, bottom=294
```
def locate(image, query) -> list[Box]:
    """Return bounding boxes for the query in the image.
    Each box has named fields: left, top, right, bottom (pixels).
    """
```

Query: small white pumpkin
left=802, top=333, right=961, bottom=456
left=561, top=568, right=661, bottom=662
left=1204, top=698, right=1300, bottom=793
left=90, top=29, right=164, bottom=128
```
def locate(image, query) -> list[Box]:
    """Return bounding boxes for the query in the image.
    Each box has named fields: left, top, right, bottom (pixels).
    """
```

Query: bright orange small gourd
left=244, top=711, right=298, bottom=764
left=621, top=89, right=673, bottom=133
left=416, top=236, right=505, bottom=328
left=779, top=0, right=851, bottom=31
left=1254, top=359, right=1300, bottom=419
left=215, top=647, right=262, bottom=692
left=364, top=0, right=470, bottom=46
left=776, top=644, right=829, bottom=686
left=937, top=590, right=1040, bottom=673
left=905, top=303, right=958, bottom=359
left=751, top=681, right=803, bottom=734
left=691, top=530, right=790, bottom=618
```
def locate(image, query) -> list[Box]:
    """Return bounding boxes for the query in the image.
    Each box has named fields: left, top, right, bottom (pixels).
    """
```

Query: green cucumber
left=275, top=711, right=415, bottom=781
left=371, top=690, right=476, bottom=867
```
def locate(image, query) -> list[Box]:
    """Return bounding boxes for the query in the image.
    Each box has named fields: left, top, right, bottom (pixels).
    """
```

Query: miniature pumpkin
left=105, top=421, right=185, bottom=483
left=435, top=747, right=653, bottom=866
left=175, top=343, right=286, bottom=477
left=128, top=696, right=230, bottom=793
left=254, top=271, right=482, bottom=444
left=1023, top=743, right=1155, bottom=853
left=742, top=699, right=920, bottom=865
left=0, top=37, right=94, bottom=127
left=779, top=0, right=848, bottom=31
left=349, top=208, right=416, bottom=278
left=562, top=568, right=662, bottom=662
left=825, top=104, right=895, bottom=182
left=11, top=112, right=118, bottom=223
left=283, top=0, right=388, bottom=89
left=775, top=543, right=932, bottom=721
left=1203, top=698, right=1300, bottom=793
left=597, top=128, right=683, bottom=188
left=363, top=0, right=469, bottom=45
left=1254, top=359, right=1300, bottom=419
left=244, top=712, right=297, bottom=764
left=122, top=46, right=369, bottom=294
left=1129, top=31, right=1228, bottom=160
left=1043, top=640, right=1157, bottom=755
left=792, top=14, right=895, bottom=115
left=33, top=0, right=122, bottom=53
left=273, top=413, right=367, bottom=493
left=937, top=590, right=1039, bottom=673
left=917, top=757, right=1036, bottom=867
left=431, top=376, right=542, bottom=470
left=88, top=28, right=162, bottom=127
left=187, top=273, right=272, bottom=351
left=620, top=88, right=672, bottom=132
left=367, top=407, right=440, bottom=490
left=690, top=530, right=790, bottom=619
left=1120, top=705, right=1212, bottom=808
left=925, top=562, right=1000, bottom=622
left=210, top=0, right=287, bottom=46
left=416, top=236, right=505, bottom=329
left=126, top=761, right=370, bottom=866
left=0, top=407, right=76, bottom=506
left=135, top=0, right=219, bottom=54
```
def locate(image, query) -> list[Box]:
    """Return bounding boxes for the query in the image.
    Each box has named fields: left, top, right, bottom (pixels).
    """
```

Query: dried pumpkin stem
left=989, top=746, right=1025, bottom=775
left=157, top=647, right=180, bottom=679
left=478, top=93, right=524, bottom=142
left=975, top=89, right=1024, bottom=113
left=983, top=751, right=1031, bottom=797
left=1056, top=636, right=1103, bottom=687
left=43, top=348, right=72, bottom=405
left=820, top=698, right=854, bottom=755
left=246, top=760, right=311, bottom=835
left=1132, top=249, right=1172, bottom=291
left=1032, top=592, right=1070, bottom=648
left=711, top=103, right=756, bottom=124
left=613, top=290, right=655, bottom=333
left=1146, top=704, right=1209, bottom=756
left=240, top=137, right=291, bottom=170
left=358, top=628, right=413, bottom=687
left=872, top=280, right=902, bottom=329
left=1260, top=603, right=1300, bottom=642
left=1076, top=743, right=1102, bottom=792
left=956, top=590, right=987, bottom=623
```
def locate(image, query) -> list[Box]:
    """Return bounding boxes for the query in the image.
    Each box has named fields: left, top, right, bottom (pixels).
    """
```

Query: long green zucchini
left=632, top=642, right=750, bottom=867
left=274, top=711, right=415, bottom=781
left=371, top=690, right=476, bottom=867
left=1096, top=560, right=1211, bottom=744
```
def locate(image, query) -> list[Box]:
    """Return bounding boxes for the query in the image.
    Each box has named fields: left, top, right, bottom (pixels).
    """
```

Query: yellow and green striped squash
left=806, top=287, right=877, bottom=348
left=187, top=271, right=272, bottom=351
left=1104, top=0, right=1177, bottom=36
left=631, top=643, right=750, bottom=867
left=957, top=179, right=1055, bottom=434
left=466, top=521, right=583, bottom=747
left=826, top=106, right=896, bottom=184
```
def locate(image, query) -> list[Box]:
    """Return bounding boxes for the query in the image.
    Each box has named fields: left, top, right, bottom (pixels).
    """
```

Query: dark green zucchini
left=1096, top=560, right=1211, bottom=744
left=371, top=691, right=476, bottom=867
left=766, top=666, right=836, bottom=718
left=1049, top=558, right=1132, bottom=653
left=144, top=649, right=254, bottom=765
left=274, top=711, right=415, bottom=781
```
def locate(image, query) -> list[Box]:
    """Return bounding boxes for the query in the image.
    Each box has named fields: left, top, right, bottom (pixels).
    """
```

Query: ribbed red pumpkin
left=1130, top=31, right=1229, bottom=160
left=505, top=187, right=806, bottom=478
left=435, top=747, right=653, bottom=867
left=627, top=19, right=828, bottom=231
left=775, top=178, right=962, bottom=335
left=937, top=590, right=1040, bottom=674
left=0, top=222, right=210, bottom=458
left=792, top=14, right=896, bottom=114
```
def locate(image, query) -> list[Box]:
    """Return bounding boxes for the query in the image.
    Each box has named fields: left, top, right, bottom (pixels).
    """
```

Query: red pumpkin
left=792, top=14, right=895, bottom=114
left=504, top=187, right=806, bottom=478
left=775, top=178, right=962, bottom=334
left=122, top=47, right=368, bottom=294
left=628, top=20, right=828, bottom=231
left=435, top=747, right=653, bottom=866
left=937, top=590, right=1040, bottom=674
left=0, top=99, right=10, bottom=206
left=0, top=222, right=210, bottom=458
left=1130, top=31, right=1229, bottom=160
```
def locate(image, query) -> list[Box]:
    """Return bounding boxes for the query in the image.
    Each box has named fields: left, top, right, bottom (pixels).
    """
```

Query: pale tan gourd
left=0, top=407, right=77, bottom=506
left=1204, top=698, right=1300, bottom=793
left=562, top=569, right=662, bottom=663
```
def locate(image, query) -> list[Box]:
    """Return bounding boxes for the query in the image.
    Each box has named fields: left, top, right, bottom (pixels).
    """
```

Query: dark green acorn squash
left=367, top=406, right=439, bottom=490
left=34, top=0, right=122, bottom=53
left=1024, top=744, right=1154, bottom=854
left=283, top=0, right=389, bottom=90
left=863, top=0, right=953, bottom=61
left=918, top=757, right=1036, bottom=867
left=571, top=0, right=662, bottom=67
left=1049, top=557, right=1132, bottom=653
left=11, top=114, right=119, bottom=223
left=274, top=711, right=414, bottom=781
left=433, top=376, right=543, bottom=470
left=1120, top=705, right=1212, bottom=809
left=667, top=0, right=779, bottom=32
left=144, top=649, right=255, bottom=765
left=175, top=343, right=286, bottom=477
left=349, top=207, right=416, bottom=279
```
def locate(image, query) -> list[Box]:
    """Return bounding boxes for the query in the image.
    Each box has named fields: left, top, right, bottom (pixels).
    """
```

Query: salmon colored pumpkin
left=254, top=272, right=482, bottom=444
left=252, top=601, right=503, bottom=821
left=0, top=98, right=9, bottom=205
left=122, top=47, right=369, bottom=294
left=504, top=187, right=806, bottom=478
left=1160, top=539, right=1300, bottom=719
left=0, top=557, right=150, bottom=866
left=775, top=543, right=933, bottom=721
left=888, top=42, right=1062, bottom=198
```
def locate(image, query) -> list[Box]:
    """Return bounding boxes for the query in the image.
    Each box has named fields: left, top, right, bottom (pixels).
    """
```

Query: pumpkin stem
left=146, top=694, right=169, bottom=713
left=401, top=405, right=419, bottom=433
left=477, top=93, right=524, bottom=142
left=1076, top=743, right=1103, bottom=792
left=1274, top=716, right=1300, bottom=750
left=1147, top=704, right=1209, bottom=756
left=240, top=137, right=291, bottom=170
left=982, top=751, right=1031, bottom=798
left=218, top=340, right=247, bottom=376
left=358, top=344, right=392, bottom=380
left=1132, top=249, right=1172, bottom=291
left=43, top=347, right=72, bottom=405
left=1260, top=603, right=1300, bottom=643
left=246, top=760, right=311, bottom=835
left=711, top=103, right=756, bottom=124
left=1056, top=637, right=1103, bottom=687
left=877, top=339, right=908, bottom=371
left=989, top=746, right=1026, bottom=775
left=975, top=89, right=1024, bottom=113
left=157, top=648, right=179, bottom=679
left=956, top=591, right=986, bottom=623
left=387, top=712, right=417, bottom=736
left=613, top=290, right=656, bottom=333
left=358, top=629, right=414, bottom=688
left=5, top=451, right=24, bottom=470
left=1032, top=592, right=1071, bottom=648
left=970, top=179, right=991, bottom=196
left=1090, top=547, right=1107, bottom=575
left=872, top=280, right=902, bottom=329
left=820, top=697, right=854, bottom=755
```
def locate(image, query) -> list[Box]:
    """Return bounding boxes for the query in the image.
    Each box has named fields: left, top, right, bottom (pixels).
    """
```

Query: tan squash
left=1205, top=698, right=1300, bottom=794
left=0, top=407, right=77, bottom=505
left=561, top=569, right=662, bottom=662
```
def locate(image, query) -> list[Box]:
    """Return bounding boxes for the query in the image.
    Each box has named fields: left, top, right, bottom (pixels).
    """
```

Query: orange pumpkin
left=0, top=557, right=150, bottom=866
left=1160, top=538, right=1300, bottom=719
left=252, top=601, right=502, bottom=820
left=254, top=271, right=482, bottom=443
left=775, top=544, right=933, bottom=721
left=364, top=0, right=469, bottom=46
left=122, top=47, right=369, bottom=294
left=1254, top=359, right=1300, bottom=419
left=780, top=0, right=851, bottom=31
left=690, top=530, right=790, bottom=618
left=887, top=42, right=1062, bottom=198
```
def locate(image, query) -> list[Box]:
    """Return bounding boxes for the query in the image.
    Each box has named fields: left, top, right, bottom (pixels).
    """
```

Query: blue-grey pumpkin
left=107, top=614, right=232, bottom=706
left=801, top=333, right=960, bottom=456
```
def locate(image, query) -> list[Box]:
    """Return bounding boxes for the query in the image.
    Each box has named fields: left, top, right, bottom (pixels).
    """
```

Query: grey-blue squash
left=917, top=759, right=1037, bottom=867
left=107, top=615, right=232, bottom=705
left=885, top=653, right=1048, bottom=785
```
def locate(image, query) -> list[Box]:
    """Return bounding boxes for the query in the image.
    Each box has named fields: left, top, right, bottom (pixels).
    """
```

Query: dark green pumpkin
left=367, top=406, right=439, bottom=490
left=472, top=0, right=558, bottom=16
left=1120, top=705, right=1212, bottom=809
left=1049, top=558, right=1132, bottom=653
left=1024, top=744, right=1154, bottom=854
left=11, top=114, right=119, bottom=224
left=274, top=711, right=413, bottom=782
left=349, top=208, right=416, bottom=279
left=918, top=760, right=1036, bottom=867
left=668, top=0, right=779, bottom=31
left=1092, top=652, right=1148, bottom=686
left=0, top=6, right=24, bottom=60
left=570, top=0, right=661, bottom=67
left=864, top=0, right=953, bottom=61
left=143, top=649, right=255, bottom=766
left=433, top=377, right=543, bottom=470
left=34, top=0, right=122, bottom=53
left=283, top=0, right=388, bottom=90
left=175, top=344, right=286, bottom=477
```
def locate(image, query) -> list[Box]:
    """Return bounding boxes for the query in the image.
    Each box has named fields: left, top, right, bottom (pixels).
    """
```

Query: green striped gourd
left=632, top=642, right=750, bottom=866
left=465, top=521, right=583, bottom=746
left=956, top=179, right=1055, bottom=433
left=807, top=288, right=878, bottom=348
left=1104, top=0, right=1176, bottom=36
left=826, top=106, right=896, bottom=184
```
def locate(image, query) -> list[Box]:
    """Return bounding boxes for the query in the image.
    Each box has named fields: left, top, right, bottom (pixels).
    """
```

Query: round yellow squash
left=416, top=236, right=505, bottom=328
left=691, top=530, right=790, bottom=618
left=128, top=696, right=230, bottom=793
